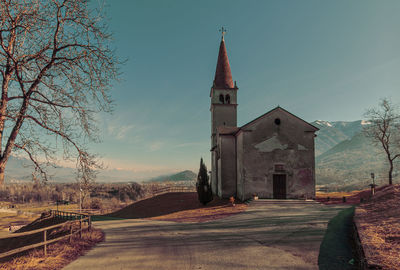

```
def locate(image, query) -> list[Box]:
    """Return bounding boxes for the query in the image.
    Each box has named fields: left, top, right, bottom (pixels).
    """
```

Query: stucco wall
left=236, top=132, right=244, bottom=200
left=211, top=151, right=218, bottom=195
left=239, top=108, right=316, bottom=200
left=211, top=105, right=237, bottom=146
left=217, top=157, right=222, bottom=197
left=210, top=87, right=237, bottom=148
left=219, top=135, right=237, bottom=198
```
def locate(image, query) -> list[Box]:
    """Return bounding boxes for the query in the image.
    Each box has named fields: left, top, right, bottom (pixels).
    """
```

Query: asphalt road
left=63, top=200, right=349, bottom=270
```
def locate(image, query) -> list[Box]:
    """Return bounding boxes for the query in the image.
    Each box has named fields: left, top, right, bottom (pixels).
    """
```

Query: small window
left=219, top=94, right=224, bottom=104
left=274, top=118, right=281, bottom=125
left=225, top=94, right=231, bottom=104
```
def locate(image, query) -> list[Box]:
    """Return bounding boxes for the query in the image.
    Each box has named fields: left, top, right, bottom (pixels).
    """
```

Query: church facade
left=210, top=35, right=318, bottom=201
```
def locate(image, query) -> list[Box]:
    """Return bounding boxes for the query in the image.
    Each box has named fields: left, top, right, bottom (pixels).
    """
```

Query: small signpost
left=369, top=173, right=377, bottom=196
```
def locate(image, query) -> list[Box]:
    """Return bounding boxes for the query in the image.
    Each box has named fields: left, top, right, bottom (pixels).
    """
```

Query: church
left=210, top=33, right=318, bottom=201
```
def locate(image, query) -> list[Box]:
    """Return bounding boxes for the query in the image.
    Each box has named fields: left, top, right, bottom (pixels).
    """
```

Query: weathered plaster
left=254, top=134, right=288, bottom=152
left=297, top=144, right=308, bottom=150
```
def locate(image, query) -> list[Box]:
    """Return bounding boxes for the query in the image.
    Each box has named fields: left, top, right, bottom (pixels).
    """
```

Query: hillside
left=354, top=184, right=400, bottom=269
left=312, top=120, right=369, bottom=156
left=314, top=121, right=397, bottom=190
left=147, top=170, right=196, bottom=182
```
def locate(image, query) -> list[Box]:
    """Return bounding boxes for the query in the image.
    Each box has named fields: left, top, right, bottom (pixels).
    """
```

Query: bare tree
left=363, top=98, right=400, bottom=185
left=0, top=0, right=119, bottom=186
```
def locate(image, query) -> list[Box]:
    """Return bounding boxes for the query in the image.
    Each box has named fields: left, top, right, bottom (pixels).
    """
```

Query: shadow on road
left=318, top=206, right=358, bottom=270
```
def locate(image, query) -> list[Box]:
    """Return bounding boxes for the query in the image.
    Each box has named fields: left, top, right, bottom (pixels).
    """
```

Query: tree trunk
left=0, top=164, right=5, bottom=186
left=389, top=160, right=393, bottom=185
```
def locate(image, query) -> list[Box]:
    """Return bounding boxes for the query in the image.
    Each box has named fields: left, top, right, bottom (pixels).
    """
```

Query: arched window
left=225, top=94, right=231, bottom=104
left=219, top=94, right=224, bottom=104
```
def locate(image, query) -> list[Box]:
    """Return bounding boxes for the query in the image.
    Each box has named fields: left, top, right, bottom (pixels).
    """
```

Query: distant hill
left=312, top=120, right=369, bottom=156
left=313, top=120, right=398, bottom=190
left=4, top=155, right=168, bottom=184
left=316, top=133, right=388, bottom=187
left=147, top=170, right=197, bottom=183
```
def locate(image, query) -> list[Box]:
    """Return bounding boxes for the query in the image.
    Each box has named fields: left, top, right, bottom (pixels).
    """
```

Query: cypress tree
left=196, top=158, right=213, bottom=205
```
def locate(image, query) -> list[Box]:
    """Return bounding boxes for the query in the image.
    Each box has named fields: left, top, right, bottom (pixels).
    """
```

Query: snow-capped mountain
left=313, top=120, right=394, bottom=190
left=312, top=120, right=369, bottom=156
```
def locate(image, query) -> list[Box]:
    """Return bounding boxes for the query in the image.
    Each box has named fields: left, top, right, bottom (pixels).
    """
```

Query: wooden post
left=88, top=216, right=91, bottom=231
left=70, top=225, right=73, bottom=243
left=43, top=230, right=47, bottom=256
left=79, top=216, right=82, bottom=238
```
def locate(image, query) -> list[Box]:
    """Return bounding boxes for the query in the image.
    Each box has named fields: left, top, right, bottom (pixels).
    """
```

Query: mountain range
left=312, top=120, right=394, bottom=190
left=312, top=120, right=370, bottom=155
left=4, top=156, right=197, bottom=184
left=146, top=170, right=197, bottom=182
left=4, top=119, right=394, bottom=190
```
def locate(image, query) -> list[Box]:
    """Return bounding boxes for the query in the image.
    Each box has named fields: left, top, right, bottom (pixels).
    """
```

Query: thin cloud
left=107, top=123, right=135, bottom=140
left=116, top=124, right=135, bottom=140
left=101, top=158, right=171, bottom=173
left=149, top=141, right=164, bottom=152
left=173, top=141, right=207, bottom=148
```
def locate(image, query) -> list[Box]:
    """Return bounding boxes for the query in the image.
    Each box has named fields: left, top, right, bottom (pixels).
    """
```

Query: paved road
left=63, top=200, right=349, bottom=270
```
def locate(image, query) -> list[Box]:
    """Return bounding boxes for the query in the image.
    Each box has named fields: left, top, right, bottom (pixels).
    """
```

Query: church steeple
left=213, top=32, right=234, bottom=89
left=210, top=29, right=238, bottom=151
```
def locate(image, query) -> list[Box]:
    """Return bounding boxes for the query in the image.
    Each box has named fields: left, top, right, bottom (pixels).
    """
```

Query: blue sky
left=90, top=0, right=400, bottom=178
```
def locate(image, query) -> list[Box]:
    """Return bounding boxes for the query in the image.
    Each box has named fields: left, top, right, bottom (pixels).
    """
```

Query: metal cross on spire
left=219, top=26, right=227, bottom=40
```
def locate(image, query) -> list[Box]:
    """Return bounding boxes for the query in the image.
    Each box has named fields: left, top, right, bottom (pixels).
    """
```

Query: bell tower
left=210, top=29, right=238, bottom=195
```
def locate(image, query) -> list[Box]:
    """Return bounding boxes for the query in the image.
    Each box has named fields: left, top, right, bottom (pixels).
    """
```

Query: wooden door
left=273, top=174, right=286, bottom=199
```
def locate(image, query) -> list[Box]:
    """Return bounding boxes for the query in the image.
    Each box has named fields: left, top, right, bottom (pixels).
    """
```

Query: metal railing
left=151, top=186, right=195, bottom=197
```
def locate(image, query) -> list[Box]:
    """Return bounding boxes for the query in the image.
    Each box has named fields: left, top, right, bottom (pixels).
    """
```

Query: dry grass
left=0, top=228, right=104, bottom=270
left=355, top=184, right=400, bottom=270
left=0, top=203, right=80, bottom=237
left=316, top=186, right=390, bottom=205
left=0, top=202, right=80, bottom=213
left=316, top=190, right=360, bottom=199
left=0, top=213, right=38, bottom=237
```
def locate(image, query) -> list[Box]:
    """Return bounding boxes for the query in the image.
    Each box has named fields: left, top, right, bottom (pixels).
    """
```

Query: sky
left=89, top=0, right=400, bottom=179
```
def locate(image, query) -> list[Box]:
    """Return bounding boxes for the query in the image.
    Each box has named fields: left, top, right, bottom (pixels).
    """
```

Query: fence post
left=43, top=230, right=47, bottom=256
left=88, top=216, right=91, bottom=231
left=69, top=224, right=73, bottom=243
left=79, top=216, right=82, bottom=238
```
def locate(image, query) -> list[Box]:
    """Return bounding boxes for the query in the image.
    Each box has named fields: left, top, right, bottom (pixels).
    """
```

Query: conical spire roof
left=213, top=37, right=234, bottom=89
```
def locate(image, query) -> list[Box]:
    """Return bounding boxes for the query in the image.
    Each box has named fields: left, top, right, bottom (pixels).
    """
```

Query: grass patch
left=318, top=206, right=357, bottom=270
left=0, top=227, right=104, bottom=270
